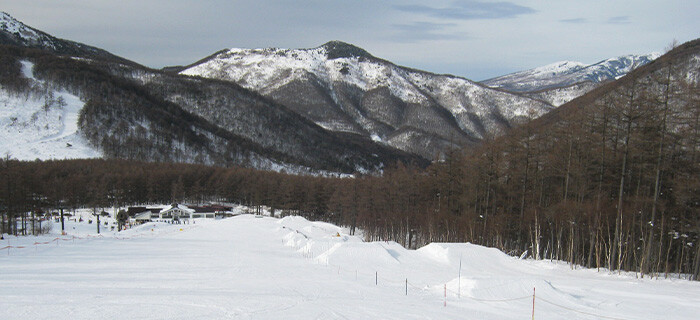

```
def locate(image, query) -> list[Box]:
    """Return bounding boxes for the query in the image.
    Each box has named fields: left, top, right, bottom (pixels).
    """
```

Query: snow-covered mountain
left=482, top=53, right=660, bottom=97
left=0, top=14, right=424, bottom=173
left=180, top=41, right=554, bottom=159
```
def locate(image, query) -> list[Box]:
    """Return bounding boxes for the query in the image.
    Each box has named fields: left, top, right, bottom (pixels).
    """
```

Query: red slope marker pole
left=444, top=284, right=448, bottom=307
left=532, top=287, right=536, bottom=320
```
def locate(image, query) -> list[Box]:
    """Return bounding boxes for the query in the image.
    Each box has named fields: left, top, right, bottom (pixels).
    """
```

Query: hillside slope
left=0, top=60, right=100, bottom=160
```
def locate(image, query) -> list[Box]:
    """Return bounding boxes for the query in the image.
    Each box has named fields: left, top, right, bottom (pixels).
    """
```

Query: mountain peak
left=0, top=11, right=133, bottom=65
left=0, top=11, right=41, bottom=43
left=0, top=11, right=17, bottom=23
left=319, top=40, right=372, bottom=60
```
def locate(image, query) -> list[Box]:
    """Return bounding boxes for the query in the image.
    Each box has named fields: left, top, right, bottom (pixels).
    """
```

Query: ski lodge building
left=128, top=203, right=234, bottom=223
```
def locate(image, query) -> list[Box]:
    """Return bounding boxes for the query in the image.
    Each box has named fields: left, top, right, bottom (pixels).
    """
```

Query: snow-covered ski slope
left=2, top=215, right=698, bottom=319
left=0, top=61, right=100, bottom=160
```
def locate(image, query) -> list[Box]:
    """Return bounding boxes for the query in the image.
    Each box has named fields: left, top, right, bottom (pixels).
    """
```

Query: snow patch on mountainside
left=0, top=12, right=59, bottom=50
left=0, top=61, right=100, bottom=160
left=404, top=71, right=551, bottom=135
left=183, top=47, right=426, bottom=104
left=0, top=12, right=41, bottom=42
left=524, top=82, right=597, bottom=107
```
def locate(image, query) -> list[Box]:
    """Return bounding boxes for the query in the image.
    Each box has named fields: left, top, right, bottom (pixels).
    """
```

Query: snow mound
left=418, top=243, right=515, bottom=272
left=277, top=215, right=345, bottom=239
left=316, top=242, right=401, bottom=267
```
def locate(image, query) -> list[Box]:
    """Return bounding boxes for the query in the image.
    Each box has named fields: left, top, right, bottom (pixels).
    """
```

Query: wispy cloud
left=396, top=0, right=536, bottom=20
left=607, top=16, right=631, bottom=24
left=559, top=18, right=587, bottom=24
left=390, top=21, right=465, bottom=42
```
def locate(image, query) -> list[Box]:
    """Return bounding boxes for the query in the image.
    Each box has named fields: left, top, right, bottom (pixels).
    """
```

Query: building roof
left=160, top=203, right=194, bottom=214
left=134, top=211, right=153, bottom=220
left=127, top=207, right=162, bottom=217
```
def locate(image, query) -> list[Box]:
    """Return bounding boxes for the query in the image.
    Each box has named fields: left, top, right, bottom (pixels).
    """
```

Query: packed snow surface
left=2, top=214, right=698, bottom=319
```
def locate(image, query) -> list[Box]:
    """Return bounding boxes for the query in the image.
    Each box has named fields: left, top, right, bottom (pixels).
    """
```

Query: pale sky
left=1, top=0, right=697, bottom=80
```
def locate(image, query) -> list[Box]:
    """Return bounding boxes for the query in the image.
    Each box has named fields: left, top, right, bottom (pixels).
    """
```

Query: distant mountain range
left=481, top=54, right=660, bottom=106
left=482, top=54, right=660, bottom=92
left=0, top=13, right=422, bottom=174
left=0, top=12, right=675, bottom=173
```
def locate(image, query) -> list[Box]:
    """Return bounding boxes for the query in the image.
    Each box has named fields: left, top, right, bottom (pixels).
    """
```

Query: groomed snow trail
left=1, top=215, right=698, bottom=319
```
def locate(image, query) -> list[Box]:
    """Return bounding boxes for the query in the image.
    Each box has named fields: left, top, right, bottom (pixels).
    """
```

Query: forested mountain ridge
left=1, top=11, right=672, bottom=174
left=0, top=14, right=425, bottom=173
left=0, top=46, right=302, bottom=170
left=0, top=12, right=132, bottom=65
left=179, top=41, right=555, bottom=159
left=449, top=38, right=700, bottom=277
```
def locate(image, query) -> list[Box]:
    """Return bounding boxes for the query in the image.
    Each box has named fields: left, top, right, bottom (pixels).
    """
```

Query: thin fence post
left=375, top=271, right=378, bottom=285
left=532, top=287, right=536, bottom=320
left=458, top=255, right=462, bottom=299
left=444, top=284, right=447, bottom=307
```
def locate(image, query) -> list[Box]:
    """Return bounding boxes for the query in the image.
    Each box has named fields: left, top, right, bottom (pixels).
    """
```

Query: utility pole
left=60, top=207, right=65, bottom=235
left=93, top=210, right=101, bottom=234
left=458, top=255, right=462, bottom=299
left=59, top=199, right=66, bottom=235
